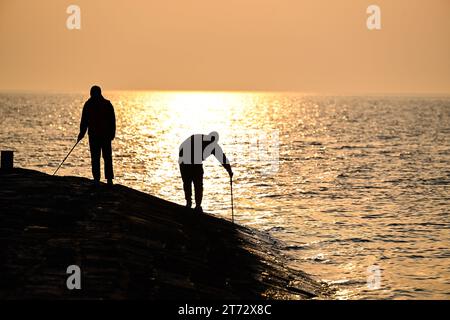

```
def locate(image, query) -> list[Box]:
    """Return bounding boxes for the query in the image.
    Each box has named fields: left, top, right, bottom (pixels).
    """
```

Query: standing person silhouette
left=77, top=86, right=116, bottom=185
left=179, top=132, right=233, bottom=212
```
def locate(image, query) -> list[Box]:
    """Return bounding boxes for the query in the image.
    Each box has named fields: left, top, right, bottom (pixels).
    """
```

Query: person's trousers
left=89, top=136, right=114, bottom=181
left=180, top=164, right=203, bottom=206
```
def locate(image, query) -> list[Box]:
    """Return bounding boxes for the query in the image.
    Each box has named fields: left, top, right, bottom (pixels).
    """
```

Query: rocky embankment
left=0, top=169, right=331, bottom=299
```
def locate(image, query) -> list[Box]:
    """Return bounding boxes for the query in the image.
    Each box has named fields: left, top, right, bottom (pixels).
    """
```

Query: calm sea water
left=1, top=92, right=449, bottom=299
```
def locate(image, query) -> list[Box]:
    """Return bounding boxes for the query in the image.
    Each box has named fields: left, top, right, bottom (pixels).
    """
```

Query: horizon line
left=0, top=88, right=450, bottom=97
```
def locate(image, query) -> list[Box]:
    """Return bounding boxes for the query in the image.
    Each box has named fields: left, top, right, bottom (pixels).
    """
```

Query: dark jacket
left=179, top=134, right=231, bottom=173
left=79, top=97, right=116, bottom=140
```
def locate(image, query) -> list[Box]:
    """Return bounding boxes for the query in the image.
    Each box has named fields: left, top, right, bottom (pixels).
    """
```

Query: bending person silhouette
left=179, top=132, right=233, bottom=212
left=78, top=85, right=116, bottom=185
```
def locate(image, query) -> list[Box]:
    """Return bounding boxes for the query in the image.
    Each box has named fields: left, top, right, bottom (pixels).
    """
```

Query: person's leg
left=89, top=136, right=101, bottom=182
left=180, top=164, right=193, bottom=207
left=102, top=138, right=114, bottom=184
left=193, top=165, right=204, bottom=210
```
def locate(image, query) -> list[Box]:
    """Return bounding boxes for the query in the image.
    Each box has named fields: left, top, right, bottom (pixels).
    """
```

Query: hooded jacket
left=79, top=96, right=116, bottom=140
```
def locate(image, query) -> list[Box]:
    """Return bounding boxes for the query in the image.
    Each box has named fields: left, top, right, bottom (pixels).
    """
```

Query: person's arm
left=213, top=145, right=233, bottom=177
left=223, top=161, right=233, bottom=178
left=78, top=102, right=88, bottom=141
left=109, top=101, right=116, bottom=140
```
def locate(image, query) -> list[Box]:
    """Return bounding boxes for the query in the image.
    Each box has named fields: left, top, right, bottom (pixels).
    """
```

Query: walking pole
left=230, top=176, right=234, bottom=223
left=53, top=140, right=80, bottom=176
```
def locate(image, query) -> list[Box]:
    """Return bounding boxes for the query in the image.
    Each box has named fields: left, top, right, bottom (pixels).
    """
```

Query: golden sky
left=0, top=0, right=449, bottom=93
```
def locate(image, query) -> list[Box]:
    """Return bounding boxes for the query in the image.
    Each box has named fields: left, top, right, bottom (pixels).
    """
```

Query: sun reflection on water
left=113, top=91, right=268, bottom=220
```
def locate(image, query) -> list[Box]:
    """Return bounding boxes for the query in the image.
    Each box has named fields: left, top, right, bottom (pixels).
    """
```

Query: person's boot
left=195, top=205, right=203, bottom=213
left=186, top=200, right=192, bottom=208
left=107, top=178, right=113, bottom=186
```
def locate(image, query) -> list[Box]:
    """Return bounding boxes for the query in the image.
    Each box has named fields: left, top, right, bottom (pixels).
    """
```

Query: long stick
left=230, top=176, right=234, bottom=223
left=53, top=140, right=80, bottom=176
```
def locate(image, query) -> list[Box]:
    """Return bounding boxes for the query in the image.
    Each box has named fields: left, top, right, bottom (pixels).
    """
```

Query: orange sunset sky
left=0, top=0, right=449, bottom=94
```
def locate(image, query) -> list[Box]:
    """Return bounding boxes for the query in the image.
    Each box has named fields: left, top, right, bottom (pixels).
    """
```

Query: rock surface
left=0, top=169, right=331, bottom=299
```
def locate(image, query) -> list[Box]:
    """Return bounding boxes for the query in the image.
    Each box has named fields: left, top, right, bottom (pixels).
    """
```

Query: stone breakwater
left=0, top=168, right=332, bottom=299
